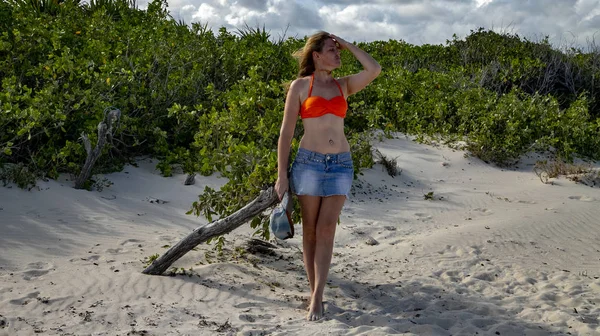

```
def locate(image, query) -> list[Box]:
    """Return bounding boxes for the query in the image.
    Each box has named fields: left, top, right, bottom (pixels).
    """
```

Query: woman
left=275, top=31, right=381, bottom=321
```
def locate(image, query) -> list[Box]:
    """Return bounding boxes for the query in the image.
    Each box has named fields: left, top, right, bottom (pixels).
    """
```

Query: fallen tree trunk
left=142, top=186, right=279, bottom=275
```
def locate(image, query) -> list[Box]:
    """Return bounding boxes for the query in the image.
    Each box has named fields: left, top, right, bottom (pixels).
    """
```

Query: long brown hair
left=292, top=31, right=331, bottom=78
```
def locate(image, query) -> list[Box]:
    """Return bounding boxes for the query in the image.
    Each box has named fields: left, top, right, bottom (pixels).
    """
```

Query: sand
left=1, top=133, right=599, bottom=336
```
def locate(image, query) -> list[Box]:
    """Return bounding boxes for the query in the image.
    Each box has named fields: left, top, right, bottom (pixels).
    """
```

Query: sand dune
left=1, top=134, right=599, bottom=335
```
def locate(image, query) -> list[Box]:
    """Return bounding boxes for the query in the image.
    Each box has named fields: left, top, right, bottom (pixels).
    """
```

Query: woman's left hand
left=330, top=34, right=350, bottom=50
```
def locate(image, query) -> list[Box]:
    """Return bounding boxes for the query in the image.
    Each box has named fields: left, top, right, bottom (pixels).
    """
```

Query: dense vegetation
left=1, top=0, right=599, bottom=238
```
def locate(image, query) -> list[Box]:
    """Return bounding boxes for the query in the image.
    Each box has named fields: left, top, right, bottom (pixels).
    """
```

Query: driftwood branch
left=75, top=109, right=120, bottom=189
left=142, top=186, right=279, bottom=275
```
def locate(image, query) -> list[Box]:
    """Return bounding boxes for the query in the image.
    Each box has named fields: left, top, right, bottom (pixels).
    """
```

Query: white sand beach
left=1, top=133, right=599, bottom=336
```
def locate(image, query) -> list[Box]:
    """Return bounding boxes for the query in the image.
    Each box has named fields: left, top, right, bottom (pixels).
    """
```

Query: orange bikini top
left=299, top=74, right=347, bottom=119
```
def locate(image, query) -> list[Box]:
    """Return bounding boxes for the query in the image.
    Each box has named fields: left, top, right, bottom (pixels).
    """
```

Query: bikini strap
left=308, top=73, right=314, bottom=97
left=333, top=78, right=344, bottom=97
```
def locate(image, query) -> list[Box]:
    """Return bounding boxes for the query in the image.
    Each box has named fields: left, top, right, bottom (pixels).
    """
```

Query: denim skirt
left=290, top=148, right=354, bottom=198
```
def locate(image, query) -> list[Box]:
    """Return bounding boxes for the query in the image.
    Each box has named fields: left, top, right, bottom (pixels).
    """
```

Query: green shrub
left=1, top=3, right=599, bottom=241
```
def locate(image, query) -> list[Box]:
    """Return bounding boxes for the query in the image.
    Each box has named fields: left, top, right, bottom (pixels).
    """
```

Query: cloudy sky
left=144, top=0, right=600, bottom=49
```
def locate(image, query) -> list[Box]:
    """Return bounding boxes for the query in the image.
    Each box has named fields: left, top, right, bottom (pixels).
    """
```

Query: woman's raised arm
left=331, top=34, right=381, bottom=96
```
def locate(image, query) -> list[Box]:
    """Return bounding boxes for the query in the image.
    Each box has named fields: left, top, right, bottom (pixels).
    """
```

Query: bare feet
left=306, top=298, right=324, bottom=321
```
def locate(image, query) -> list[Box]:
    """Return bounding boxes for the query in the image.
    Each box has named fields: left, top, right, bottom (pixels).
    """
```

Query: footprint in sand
left=233, top=302, right=266, bottom=309
left=437, top=245, right=482, bottom=257
left=239, top=314, right=257, bottom=322
left=9, top=291, right=40, bottom=305
left=158, top=235, right=175, bottom=242
left=121, top=238, right=143, bottom=247
left=414, top=213, right=432, bottom=221
left=440, top=270, right=462, bottom=282
left=77, top=214, right=107, bottom=221
left=238, top=314, right=275, bottom=322
left=472, top=271, right=497, bottom=282
left=22, top=262, right=53, bottom=280
left=69, top=254, right=102, bottom=263
left=106, top=247, right=125, bottom=254
left=569, top=195, right=596, bottom=202
left=472, top=208, right=493, bottom=216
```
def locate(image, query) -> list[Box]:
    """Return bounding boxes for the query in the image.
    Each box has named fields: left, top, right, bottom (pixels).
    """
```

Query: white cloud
left=190, top=3, right=220, bottom=23
left=475, top=0, right=493, bottom=8
left=137, top=0, right=600, bottom=48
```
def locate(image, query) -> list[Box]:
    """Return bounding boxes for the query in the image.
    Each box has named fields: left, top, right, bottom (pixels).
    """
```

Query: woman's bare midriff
left=299, top=114, right=350, bottom=154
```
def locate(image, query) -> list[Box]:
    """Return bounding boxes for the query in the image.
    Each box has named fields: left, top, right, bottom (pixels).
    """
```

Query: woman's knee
left=315, top=219, right=337, bottom=237
left=302, top=221, right=318, bottom=240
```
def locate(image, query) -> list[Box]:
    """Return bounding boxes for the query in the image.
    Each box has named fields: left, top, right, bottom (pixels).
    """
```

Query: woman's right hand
left=330, top=34, right=350, bottom=50
left=275, top=176, right=289, bottom=201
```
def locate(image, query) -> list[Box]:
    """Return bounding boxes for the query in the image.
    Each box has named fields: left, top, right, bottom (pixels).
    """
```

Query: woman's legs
left=298, top=195, right=321, bottom=295
left=299, top=195, right=346, bottom=321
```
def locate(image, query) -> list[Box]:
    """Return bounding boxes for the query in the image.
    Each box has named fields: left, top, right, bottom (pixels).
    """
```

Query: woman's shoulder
left=289, top=77, right=311, bottom=94
left=292, top=76, right=311, bottom=86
